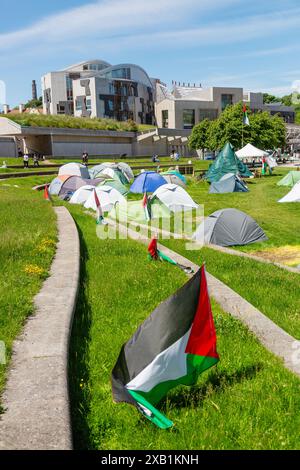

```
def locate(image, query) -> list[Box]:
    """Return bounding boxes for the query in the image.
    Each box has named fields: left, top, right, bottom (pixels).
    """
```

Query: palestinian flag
left=111, top=266, right=219, bottom=429
left=243, top=104, right=250, bottom=126
left=94, top=189, right=104, bottom=225
left=44, top=185, right=51, bottom=201
left=148, top=238, right=193, bottom=274
left=142, top=193, right=151, bottom=221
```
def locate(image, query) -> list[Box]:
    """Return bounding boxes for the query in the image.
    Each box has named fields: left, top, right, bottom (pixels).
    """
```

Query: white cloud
left=0, top=0, right=239, bottom=50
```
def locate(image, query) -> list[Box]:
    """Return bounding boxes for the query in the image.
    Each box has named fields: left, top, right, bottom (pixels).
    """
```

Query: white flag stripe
left=126, top=329, right=191, bottom=393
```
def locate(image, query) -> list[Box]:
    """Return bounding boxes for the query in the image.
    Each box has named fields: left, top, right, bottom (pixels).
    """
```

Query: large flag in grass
left=111, top=266, right=219, bottom=429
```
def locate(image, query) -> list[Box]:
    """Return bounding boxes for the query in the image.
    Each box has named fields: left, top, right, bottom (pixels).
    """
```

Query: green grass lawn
left=68, top=205, right=300, bottom=450
left=0, top=180, right=57, bottom=405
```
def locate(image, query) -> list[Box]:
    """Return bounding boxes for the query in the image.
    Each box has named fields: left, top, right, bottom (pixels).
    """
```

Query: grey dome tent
left=193, top=208, right=268, bottom=247
left=209, top=173, right=249, bottom=194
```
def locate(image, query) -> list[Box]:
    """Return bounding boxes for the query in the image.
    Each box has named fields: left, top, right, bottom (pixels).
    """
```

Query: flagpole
left=242, top=103, right=244, bottom=148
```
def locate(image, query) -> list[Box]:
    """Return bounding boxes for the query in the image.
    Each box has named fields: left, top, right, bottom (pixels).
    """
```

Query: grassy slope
left=68, top=206, right=300, bottom=450
left=3, top=113, right=143, bottom=132
left=0, top=179, right=57, bottom=403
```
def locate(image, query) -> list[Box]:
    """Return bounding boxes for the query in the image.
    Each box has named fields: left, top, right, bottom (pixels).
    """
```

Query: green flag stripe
left=127, top=354, right=219, bottom=426
left=128, top=390, right=174, bottom=430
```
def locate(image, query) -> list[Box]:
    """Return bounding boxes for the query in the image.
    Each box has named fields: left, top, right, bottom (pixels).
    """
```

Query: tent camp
left=162, top=173, right=186, bottom=188
left=205, top=143, right=253, bottom=183
left=209, top=173, right=249, bottom=194
left=58, top=176, right=103, bottom=199
left=48, top=175, right=69, bottom=195
left=151, top=184, right=198, bottom=212
left=236, top=143, right=266, bottom=160
left=130, top=171, right=166, bottom=194
left=84, top=186, right=126, bottom=212
left=69, top=185, right=97, bottom=205
left=278, top=181, right=300, bottom=203
left=58, top=163, right=90, bottom=179
left=277, top=171, right=300, bottom=187
left=98, top=178, right=128, bottom=195
left=193, top=208, right=268, bottom=246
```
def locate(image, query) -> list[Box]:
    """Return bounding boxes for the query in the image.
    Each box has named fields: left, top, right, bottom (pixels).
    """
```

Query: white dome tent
left=278, top=181, right=300, bottom=203
left=84, top=186, right=126, bottom=213
left=150, top=184, right=198, bottom=212
left=69, top=185, right=97, bottom=205
left=58, top=163, right=90, bottom=179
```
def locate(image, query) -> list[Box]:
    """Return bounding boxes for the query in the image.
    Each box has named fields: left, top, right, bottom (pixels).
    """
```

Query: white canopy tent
left=236, top=143, right=267, bottom=160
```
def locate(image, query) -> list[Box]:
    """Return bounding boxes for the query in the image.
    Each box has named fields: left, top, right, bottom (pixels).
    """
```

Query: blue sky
left=1, top=0, right=300, bottom=106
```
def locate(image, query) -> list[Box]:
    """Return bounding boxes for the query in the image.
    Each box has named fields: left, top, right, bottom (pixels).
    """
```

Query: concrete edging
left=0, top=207, right=80, bottom=450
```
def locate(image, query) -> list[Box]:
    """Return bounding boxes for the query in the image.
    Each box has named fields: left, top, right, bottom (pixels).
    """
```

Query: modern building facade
left=156, top=83, right=295, bottom=129
left=243, top=92, right=295, bottom=123
left=42, top=60, right=156, bottom=126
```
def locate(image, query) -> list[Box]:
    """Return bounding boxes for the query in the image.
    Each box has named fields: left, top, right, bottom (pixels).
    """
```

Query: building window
left=162, top=110, right=169, bottom=128
left=86, top=99, right=92, bottom=112
left=199, top=109, right=218, bottom=121
left=221, top=94, right=233, bottom=111
left=66, top=76, right=73, bottom=101
left=183, top=109, right=195, bottom=129
left=57, top=104, right=65, bottom=114
left=76, top=99, right=82, bottom=111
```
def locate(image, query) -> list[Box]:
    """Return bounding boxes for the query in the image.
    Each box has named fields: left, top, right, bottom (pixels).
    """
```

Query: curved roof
left=62, top=59, right=112, bottom=72
left=99, top=63, right=153, bottom=87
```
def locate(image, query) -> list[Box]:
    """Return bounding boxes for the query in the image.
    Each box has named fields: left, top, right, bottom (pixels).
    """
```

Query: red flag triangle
left=185, top=265, right=219, bottom=359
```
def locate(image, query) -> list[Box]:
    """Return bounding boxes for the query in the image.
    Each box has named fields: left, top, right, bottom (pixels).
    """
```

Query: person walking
left=33, top=153, right=40, bottom=167
left=23, top=153, right=29, bottom=169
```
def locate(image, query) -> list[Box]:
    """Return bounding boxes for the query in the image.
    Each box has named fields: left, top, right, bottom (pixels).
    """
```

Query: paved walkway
left=0, top=207, right=80, bottom=450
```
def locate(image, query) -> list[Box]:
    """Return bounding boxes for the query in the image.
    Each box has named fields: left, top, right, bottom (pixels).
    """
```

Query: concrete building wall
left=155, top=99, right=176, bottom=128
left=42, top=72, right=68, bottom=115
left=0, top=137, right=16, bottom=157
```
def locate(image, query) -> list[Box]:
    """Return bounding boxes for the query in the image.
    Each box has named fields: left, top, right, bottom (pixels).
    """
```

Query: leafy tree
left=263, top=93, right=278, bottom=104
left=188, top=119, right=212, bottom=155
left=24, top=97, right=43, bottom=109
left=189, top=102, right=286, bottom=153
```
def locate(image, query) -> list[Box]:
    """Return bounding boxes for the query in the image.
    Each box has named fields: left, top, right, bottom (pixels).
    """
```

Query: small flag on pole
left=243, top=104, right=250, bottom=126
left=148, top=238, right=193, bottom=274
left=44, top=185, right=51, bottom=201
left=111, top=266, right=219, bottom=429
left=142, top=193, right=151, bottom=221
left=94, top=189, right=104, bottom=225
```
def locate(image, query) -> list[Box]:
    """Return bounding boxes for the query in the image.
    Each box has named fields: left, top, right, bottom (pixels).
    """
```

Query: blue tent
left=130, top=172, right=166, bottom=194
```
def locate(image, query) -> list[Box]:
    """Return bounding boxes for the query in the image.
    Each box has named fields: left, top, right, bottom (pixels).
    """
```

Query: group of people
left=170, top=150, right=180, bottom=161
left=22, top=153, right=42, bottom=169
left=151, top=150, right=181, bottom=163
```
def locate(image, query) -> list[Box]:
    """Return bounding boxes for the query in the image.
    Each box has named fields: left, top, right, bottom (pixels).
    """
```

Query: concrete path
left=108, top=219, right=300, bottom=379
left=0, top=207, right=80, bottom=450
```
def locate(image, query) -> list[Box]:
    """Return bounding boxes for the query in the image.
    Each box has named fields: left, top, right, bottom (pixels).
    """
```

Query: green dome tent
left=205, top=143, right=253, bottom=183
left=277, top=171, right=300, bottom=187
